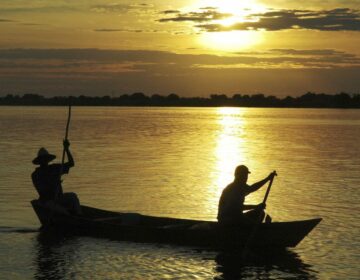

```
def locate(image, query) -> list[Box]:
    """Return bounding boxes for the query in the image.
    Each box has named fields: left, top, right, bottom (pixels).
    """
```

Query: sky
left=1, top=0, right=360, bottom=97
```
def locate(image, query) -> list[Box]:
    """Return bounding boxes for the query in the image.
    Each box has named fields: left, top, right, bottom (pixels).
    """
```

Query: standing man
left=32, top=139, right=81, bottom=214
left=217, top=165, right=276, bottom=225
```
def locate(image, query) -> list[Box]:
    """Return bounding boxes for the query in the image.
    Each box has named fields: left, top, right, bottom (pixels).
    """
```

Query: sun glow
left=190, top=0, right=266, bottom=51
left=200, top=30, right=263, bottom=52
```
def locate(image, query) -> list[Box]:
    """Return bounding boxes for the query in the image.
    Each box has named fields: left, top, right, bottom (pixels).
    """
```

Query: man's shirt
left=217, top=182, right=251, bottom=222
left=32, top=163, right=70, bottom=201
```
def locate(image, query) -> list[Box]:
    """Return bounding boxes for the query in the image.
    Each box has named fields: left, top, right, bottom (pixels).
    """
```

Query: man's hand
left=258, top=202, right=266, bottom=210
left=63, top=139, right=70, bottom=150
left=268, top=171, right=277, bottom=181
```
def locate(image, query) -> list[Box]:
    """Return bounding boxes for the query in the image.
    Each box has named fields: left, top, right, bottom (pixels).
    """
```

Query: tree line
left=0, top=92, right=359, bottom=108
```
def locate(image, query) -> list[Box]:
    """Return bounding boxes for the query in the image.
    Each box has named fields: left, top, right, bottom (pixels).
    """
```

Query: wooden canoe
left=31, top=200, right=321, bottom=249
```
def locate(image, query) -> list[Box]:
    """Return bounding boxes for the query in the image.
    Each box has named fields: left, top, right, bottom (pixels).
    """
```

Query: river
left=0, top=107, right=359, bottom=279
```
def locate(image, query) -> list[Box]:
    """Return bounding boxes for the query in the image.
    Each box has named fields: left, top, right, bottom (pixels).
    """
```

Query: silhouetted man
left=32, top=139, right=81, bottom=214
left=217, top=165, right=276, bottom=225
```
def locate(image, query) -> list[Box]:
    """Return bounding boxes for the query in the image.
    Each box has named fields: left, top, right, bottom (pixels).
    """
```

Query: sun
left=189, top=0, right=266, bottom=51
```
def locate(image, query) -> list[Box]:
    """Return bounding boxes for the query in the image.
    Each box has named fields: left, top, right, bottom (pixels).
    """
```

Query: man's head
left=32, top=148, right=56, bottom=165
left=234, top=165, right=251, bottom=183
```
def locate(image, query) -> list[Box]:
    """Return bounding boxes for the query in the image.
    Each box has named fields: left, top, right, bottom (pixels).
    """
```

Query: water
left=0, top=107, right=359, bottom=279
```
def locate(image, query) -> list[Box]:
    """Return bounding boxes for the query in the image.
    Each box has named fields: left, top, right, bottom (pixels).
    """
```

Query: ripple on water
left=1, top=107, right=360, bottom=279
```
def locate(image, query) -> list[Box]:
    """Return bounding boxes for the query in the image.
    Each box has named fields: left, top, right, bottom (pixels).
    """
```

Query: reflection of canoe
left=215, top=249, right=316, bottom=278
left=31, top=200, right=321, bottom=249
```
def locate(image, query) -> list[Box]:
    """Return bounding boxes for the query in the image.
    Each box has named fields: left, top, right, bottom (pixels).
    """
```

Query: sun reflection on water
left=214, top=108, right=248, bottom=194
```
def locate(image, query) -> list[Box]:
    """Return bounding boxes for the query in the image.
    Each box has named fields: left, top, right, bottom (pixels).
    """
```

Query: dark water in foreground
left=1, top=229, right=317, bottom=280
left=0, top=107, right=359, bottom=279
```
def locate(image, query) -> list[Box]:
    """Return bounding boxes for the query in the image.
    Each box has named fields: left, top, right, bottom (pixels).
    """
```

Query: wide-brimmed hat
left=32, top=147, right=56, bottom=165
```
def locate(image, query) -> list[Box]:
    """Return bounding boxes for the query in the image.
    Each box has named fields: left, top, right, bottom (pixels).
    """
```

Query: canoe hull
left=31, top=200, right=321, bottom=249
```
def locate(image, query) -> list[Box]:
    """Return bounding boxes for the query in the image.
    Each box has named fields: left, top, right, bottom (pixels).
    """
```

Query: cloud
left=196, top=8, right=360, bottom=31
left=93, top=28, right=161, bottom=33
left=269, top=49, right=342, bottom=56
left=200, top=7, right=218, bottom=10
left=0, top=48, right=359, bottom=70
left=161, top=10, right=180, bottom=14
left=1, top=48, right=359, bottom=96
left=19, top=22, right=46, bottom=26
left=94, top=29, right=127, bottom=32
left=0, top=2, right=153, bottom=15
left=158, top=9, right=232, bottom=23
left=0, top=48, right=359, bottom=94
left=91, top=3, right=154, bottom=14
left=0, top=18, right=16, bottom=22
left=90, top=4, right=133, bottom=13
left=0, top=5, right=80, bottom=13
left=258, top=0, right=360, bottom=9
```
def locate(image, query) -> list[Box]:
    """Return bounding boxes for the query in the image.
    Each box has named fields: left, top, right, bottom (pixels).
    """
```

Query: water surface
left=0, top=107, right=359, bottom=279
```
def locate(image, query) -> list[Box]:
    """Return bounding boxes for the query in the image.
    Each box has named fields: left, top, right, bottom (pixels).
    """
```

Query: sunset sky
left=1, top=0, right=360, bottom=97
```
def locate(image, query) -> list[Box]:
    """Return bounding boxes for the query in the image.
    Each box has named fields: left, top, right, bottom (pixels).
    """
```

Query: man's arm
left=248, top=171, right=276, bottom=194
left=243, top=204, right=258, bottom=210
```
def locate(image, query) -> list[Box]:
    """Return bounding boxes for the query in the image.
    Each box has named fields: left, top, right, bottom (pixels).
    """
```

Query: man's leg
left=243, top=208, right=265, bottom=223
left=58, top=192, right=81, bottom=215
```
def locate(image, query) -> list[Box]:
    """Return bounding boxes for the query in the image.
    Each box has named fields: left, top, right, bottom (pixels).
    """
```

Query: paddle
left=262, top=171, right=277, bottom=205
left=242, top=171, right=277, bottom=259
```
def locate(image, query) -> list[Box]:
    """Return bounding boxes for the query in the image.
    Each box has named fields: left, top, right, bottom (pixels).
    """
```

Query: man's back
left=32, top=164, right=69, bottom=201
left=217, top=182, right=250, bottom=223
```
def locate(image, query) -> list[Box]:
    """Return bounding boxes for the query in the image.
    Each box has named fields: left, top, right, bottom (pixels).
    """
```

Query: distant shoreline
left=1, top=92, right=359, bottom=108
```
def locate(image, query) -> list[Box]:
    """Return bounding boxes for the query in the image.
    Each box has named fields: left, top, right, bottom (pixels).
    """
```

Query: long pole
left=52, top=102, right=72, bottom=205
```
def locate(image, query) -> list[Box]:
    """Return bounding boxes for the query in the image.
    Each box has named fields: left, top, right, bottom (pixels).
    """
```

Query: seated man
left=217, top=165, right=276, bottom=226
left=32, top=139, right=81, bottom=215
